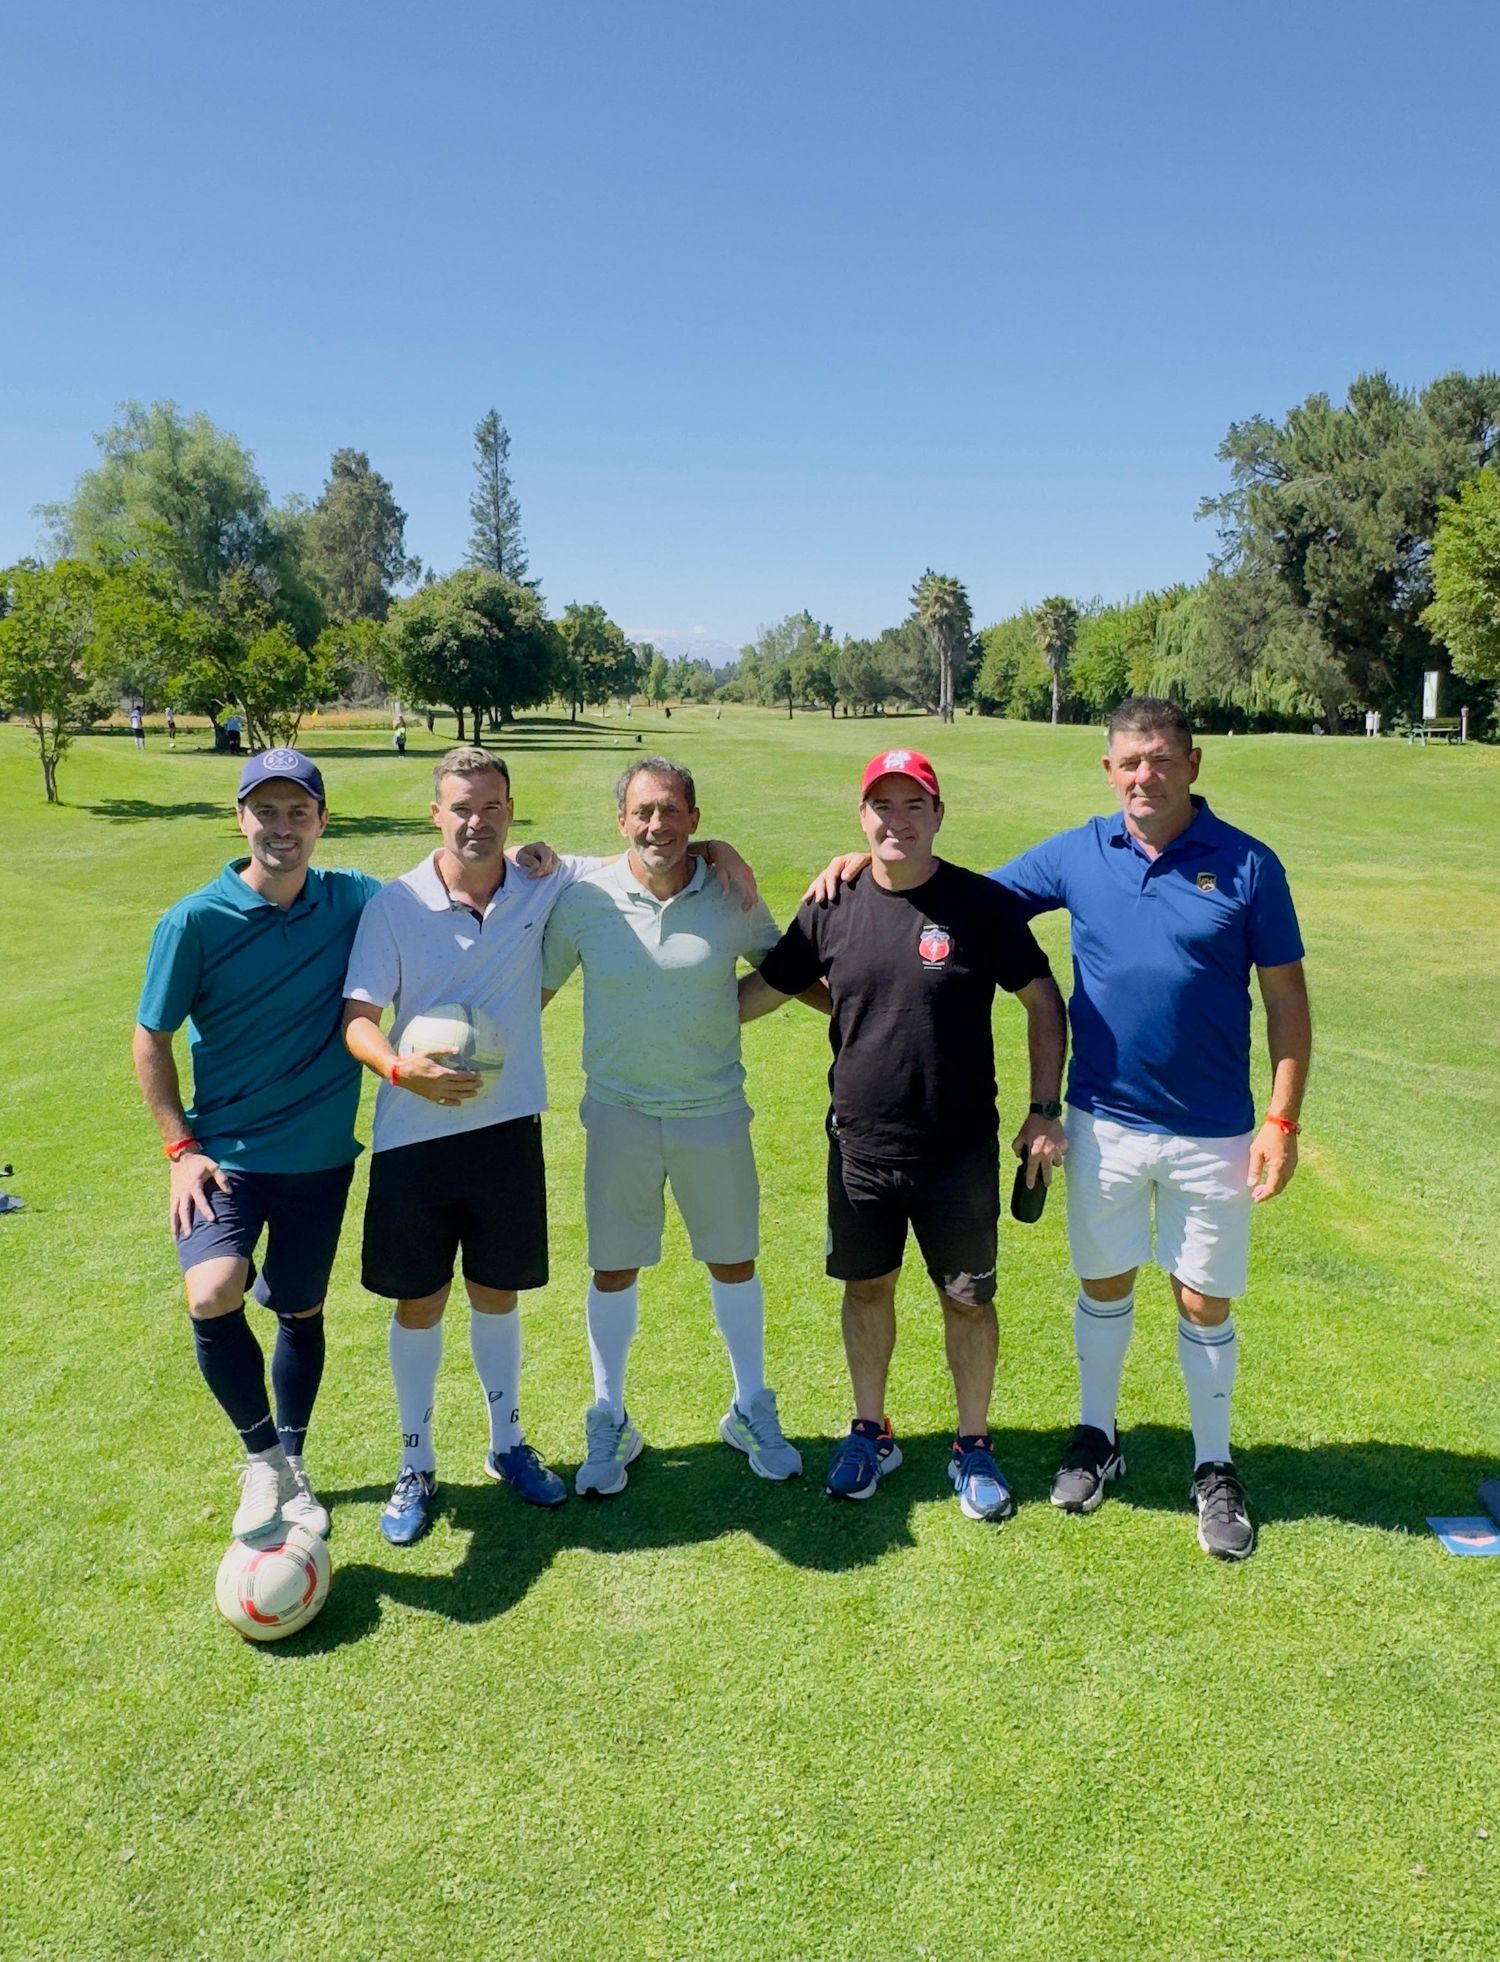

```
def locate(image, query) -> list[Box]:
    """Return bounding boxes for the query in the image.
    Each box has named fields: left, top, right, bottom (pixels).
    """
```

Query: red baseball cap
left=859, top=747, right=940, bottom=801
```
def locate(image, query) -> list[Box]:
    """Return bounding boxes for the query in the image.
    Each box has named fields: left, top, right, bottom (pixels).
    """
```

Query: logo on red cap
left=859, top=749, right=940, bottom=799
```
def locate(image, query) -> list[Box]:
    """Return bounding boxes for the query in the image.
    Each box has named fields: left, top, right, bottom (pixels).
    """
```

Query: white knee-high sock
left=710, top=1274, right=766, bottom=1407
left=390, top=1317, right=442, bottom=1475
left=469, top=1306, right=522, bottom=1454
left=587, top=1282, right=639, bottom=1421
left=1075, top=1289, right=1135, bottom=1437
left=1177, top=1315, right=1238, bottom=1465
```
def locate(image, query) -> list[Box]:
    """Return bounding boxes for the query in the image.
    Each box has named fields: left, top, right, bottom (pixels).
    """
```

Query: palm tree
left=912, top=570, right=972, bottom=723
left=1033, top=596, right=1080, bottom=725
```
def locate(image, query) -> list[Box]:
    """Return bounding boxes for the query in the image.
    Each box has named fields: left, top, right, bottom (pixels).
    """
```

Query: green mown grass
left=2, top=710, right=1497, bottom=1961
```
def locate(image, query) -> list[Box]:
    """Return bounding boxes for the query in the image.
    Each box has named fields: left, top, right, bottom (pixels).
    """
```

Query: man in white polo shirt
left=541, top=756, right=804, bottom=1496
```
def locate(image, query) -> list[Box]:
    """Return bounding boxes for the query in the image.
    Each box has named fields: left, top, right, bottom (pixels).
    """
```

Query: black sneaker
left=1192, top=1460, right=1255, bottom=1560
left=1050, top=1424, right=1125, bottom=1513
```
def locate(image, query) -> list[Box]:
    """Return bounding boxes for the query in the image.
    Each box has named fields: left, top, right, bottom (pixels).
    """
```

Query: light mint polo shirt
left=344, top=849, right=601, bottom=1153
left=541, top=855, right=781, bottom=1118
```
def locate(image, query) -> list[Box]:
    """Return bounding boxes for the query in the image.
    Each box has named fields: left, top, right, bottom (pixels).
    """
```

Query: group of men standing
left=134, top=697, right=1309, bottom=1565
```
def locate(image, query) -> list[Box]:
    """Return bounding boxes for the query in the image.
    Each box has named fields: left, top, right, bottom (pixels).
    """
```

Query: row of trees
left=6, top=370, right=1500, bottom=799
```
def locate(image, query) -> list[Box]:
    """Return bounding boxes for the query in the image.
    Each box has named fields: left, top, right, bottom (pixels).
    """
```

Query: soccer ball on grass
left=215, top=1524, right=331, bottom=1642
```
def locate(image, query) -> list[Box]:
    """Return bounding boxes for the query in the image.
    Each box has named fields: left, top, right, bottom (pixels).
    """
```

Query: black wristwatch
left=1028, top=1100, right=1063, bottom=1119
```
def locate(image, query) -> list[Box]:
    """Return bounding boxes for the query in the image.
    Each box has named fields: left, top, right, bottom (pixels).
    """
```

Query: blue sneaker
left=948, top=1437, right=1015, bottom=1523
left=484, top=1441, right=566, bottom=1508
left=826, top=1418, right=901, bottom=1501
left=380, top=1465, right=439, bottom=1546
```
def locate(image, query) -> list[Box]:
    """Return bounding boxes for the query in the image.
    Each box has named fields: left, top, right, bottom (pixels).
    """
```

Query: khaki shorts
left=581, top=1095, right=760, bottom=1271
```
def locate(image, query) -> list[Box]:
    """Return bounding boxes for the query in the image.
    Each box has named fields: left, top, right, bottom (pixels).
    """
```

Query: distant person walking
left=130, top=705, right=145, bottom=751
left=392, top=710, right=408, bottom=756
left=224, top=714, right=243, bottom=755
left=165, top=706, right=177, bottom=750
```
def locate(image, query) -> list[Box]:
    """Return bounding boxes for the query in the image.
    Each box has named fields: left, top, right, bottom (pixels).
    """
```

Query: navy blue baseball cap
left=236, top=746, right=326, bottom=804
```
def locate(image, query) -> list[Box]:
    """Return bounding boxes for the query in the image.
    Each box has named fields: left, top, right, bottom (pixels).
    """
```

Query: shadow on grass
left=278, top=1425, right=1499, bottom=1653
left=84, top=797, right=228, bottom=823
left=289, top=1431, right=952, bottom=1651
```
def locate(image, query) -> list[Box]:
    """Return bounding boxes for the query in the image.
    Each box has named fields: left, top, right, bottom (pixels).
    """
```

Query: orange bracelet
left=164, top=1136, right=200, bottom=1160
left=1264, top=1113, right=1301, bottom=1135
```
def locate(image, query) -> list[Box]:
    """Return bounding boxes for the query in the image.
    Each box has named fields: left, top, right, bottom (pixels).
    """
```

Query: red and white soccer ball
left=215, top=1524, right=332, bottom=1642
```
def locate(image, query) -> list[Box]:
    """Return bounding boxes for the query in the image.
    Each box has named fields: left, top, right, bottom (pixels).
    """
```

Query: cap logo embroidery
left=918, top=925, right=951, bottom=966
left=261, top=747, right=302, bottom=772
left=882, top=749, right=912, bottom=772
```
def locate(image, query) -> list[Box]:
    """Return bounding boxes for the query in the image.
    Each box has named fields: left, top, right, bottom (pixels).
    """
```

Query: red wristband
left=165, top=1136, right=199, bottom=1160
left=1264, top=1113, right=1301, bottom=1135
left=389, top=1062, right=401, bottom=1088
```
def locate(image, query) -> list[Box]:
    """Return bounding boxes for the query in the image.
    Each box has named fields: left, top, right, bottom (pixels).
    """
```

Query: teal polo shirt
left=138, top=860, right=382, bottom=1172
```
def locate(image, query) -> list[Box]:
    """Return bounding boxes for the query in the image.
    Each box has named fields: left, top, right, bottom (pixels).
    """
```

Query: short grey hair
left=1107, top=696, right=1194, bottom=751
left=615, top=755, right=697, bottom=814
left=433, top=745, right=511, bottom=799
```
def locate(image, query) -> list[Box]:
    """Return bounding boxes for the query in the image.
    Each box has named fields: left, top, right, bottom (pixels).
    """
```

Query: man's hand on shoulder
left=803, top=852, right=870, bottom=906
left=509, top=841, right=558, bottom=879
left=694, top=839, right=759, bottom=911
left=1248, top=1122, right=1297, bottom=1202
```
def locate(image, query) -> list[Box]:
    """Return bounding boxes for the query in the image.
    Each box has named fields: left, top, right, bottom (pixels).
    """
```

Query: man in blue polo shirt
left=994, top=697, right=1311, bottom=1559
left=133, top=749, right=381, bottom=1543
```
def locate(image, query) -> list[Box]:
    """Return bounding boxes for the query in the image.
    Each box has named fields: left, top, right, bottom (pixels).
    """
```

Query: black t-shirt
left=758, top=860, right=1052, bottom=1163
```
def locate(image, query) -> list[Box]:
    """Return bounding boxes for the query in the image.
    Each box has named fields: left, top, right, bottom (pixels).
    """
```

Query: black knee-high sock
left=193, top=1307, right=278, bottom=1454
left=272, top=1309, right=326, bottom=1458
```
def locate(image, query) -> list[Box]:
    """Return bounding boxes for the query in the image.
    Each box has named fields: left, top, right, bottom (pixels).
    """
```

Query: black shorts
left=362, top=1116, right=548, bottom=1300
left=174, top=1163, right=355, bottom=1315
left=826, top=1131, right=999, bottom=1307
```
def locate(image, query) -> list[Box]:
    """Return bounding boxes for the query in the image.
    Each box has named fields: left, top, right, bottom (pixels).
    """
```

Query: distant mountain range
left=625, top=628, right=743, bottom=674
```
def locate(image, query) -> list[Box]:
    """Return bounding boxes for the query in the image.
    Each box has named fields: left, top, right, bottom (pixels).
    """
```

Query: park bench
left=1408, top=718, right=1463, bottom=745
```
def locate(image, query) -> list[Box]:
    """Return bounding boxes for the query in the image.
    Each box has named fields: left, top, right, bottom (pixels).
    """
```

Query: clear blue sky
left=3, top=0, right=1497, bottom=657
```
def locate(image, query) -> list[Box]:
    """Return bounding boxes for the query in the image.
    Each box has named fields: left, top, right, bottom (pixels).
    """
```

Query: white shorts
left=581, top=1096, right=760, bottom=1272
left=1064, top=1109, right=1254, bottom=1300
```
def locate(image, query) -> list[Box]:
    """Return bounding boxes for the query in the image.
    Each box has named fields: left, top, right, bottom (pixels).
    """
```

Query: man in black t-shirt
left=740, top=748, right=1067, bottom=1521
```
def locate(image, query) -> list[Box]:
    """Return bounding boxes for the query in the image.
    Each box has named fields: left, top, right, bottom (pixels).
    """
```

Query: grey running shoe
left=1050, top=1424, right=1126, bottom=1513
left=1192, top=1460, right=1255, bottom=1560
left=719, top=1388, right=803, bottom=1481
left=576, top=1400, right=644, bottom=1498
left=280, top=1454, right=331, bottom=1538
left=232, top=1451, right=285, bottom=1541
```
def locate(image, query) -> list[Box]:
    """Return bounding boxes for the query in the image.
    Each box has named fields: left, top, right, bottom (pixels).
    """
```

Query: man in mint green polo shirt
left=133, top=748, right=381, bottom=1544
left=541, top=756, right=804, bottom=1496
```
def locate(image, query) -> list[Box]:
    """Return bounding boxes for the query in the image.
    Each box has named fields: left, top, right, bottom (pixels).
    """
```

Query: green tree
left=1069, top=596, right=1163, bottom=717
left=1032, top=596, right=1080, bottom=725
left=44, top=399, right=323, bottom=645
left=1201, top=370, right=1500, bottom=718
left=744, top=613, right=820, bottom=716
left=1424, top=470, right=1500, bottom=681
left=974, top=611, right=1048, bottom=719
left=385, top=570, right=557, bottom=740
left=912, top=571, right=972, bottom=722
left=644, top=648, right=668, bottom=704
left=0, top=560, right=103, bottom=801
left=556, top=604, right=637, bottom=720
left=304, top=449, right=420, bottom=622
left=466, top=409, right=529, bottom=584
left=793, top=622, right=839, bottom=716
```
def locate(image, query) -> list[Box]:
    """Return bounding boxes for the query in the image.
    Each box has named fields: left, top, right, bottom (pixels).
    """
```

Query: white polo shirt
left=541, top=854, right=780, bottom=1118
left=345, top=850, right=601, bottom=1152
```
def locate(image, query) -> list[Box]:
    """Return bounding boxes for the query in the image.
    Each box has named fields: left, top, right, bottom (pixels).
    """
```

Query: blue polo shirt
left=138, top=861, right=382, bottom=1172
left=992, top=799, right=1304, bottom=1138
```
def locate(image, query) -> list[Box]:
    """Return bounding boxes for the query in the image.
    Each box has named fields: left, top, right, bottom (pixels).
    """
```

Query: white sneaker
left=232, top=1450, right=286, bottom=1540
left=280, top=1455, right=331, bottom=1538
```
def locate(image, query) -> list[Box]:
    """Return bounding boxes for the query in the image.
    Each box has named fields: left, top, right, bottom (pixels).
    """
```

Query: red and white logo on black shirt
left=918, top=924, right=951, bottom=967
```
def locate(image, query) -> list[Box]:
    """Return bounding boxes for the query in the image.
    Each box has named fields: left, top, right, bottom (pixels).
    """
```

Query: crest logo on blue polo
left=918, top=924, right=951, bottom=967
left=1196, top=872, right=1218, bottom=892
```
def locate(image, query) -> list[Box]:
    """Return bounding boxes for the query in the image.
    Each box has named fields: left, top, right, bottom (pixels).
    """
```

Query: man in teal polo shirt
left=541, top=756, right=804, bottom=1495
left=133, top=749, right=381, bottom=1542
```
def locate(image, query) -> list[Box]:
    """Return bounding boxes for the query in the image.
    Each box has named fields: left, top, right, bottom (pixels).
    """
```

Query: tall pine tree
left=466, top=409, right=529, bottom=583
